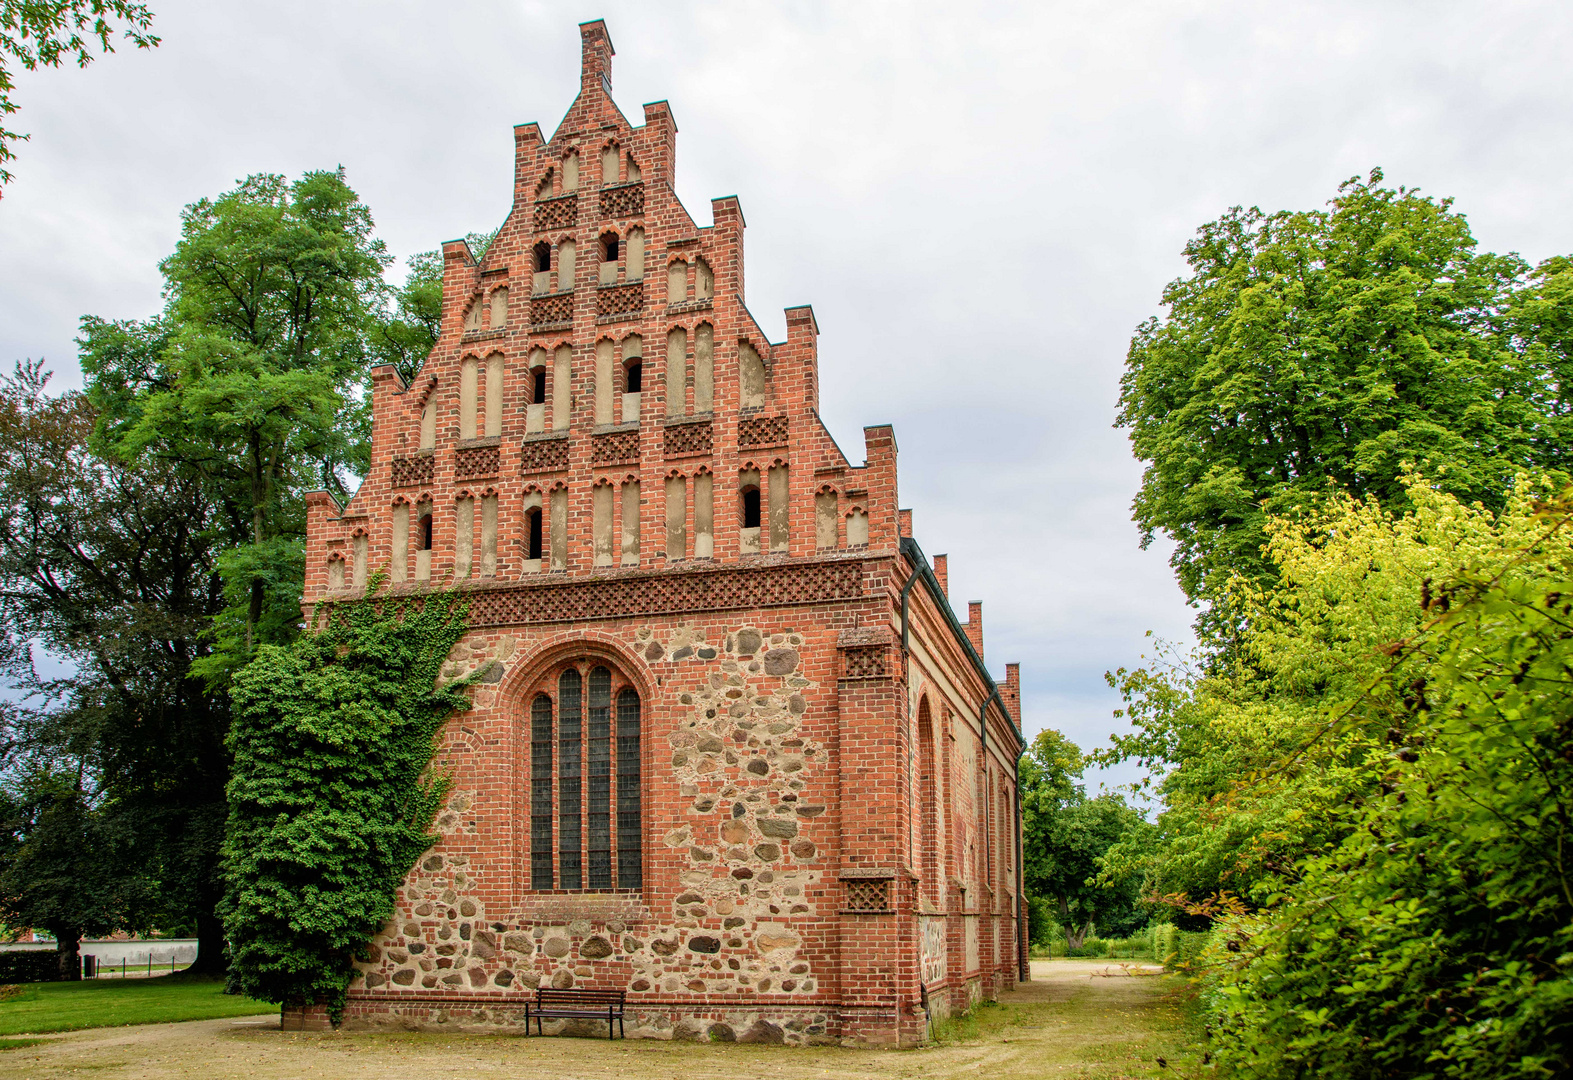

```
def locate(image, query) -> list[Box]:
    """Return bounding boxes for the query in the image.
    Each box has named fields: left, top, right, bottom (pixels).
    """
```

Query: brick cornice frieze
left=322, top=554, right=878, bottom=628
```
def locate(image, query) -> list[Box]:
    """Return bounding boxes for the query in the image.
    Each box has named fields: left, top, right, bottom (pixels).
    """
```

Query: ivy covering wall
left=221, top=585, right=482, bottom=1021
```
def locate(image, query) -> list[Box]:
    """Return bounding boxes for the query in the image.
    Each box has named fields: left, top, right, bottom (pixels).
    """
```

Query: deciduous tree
left=0, top=359, right=229, bottom=970
left=1020, top=728, right=1148, bottom=946
left=84, top=168, right=391, bottom=682
left=1118, top=169, right=1573, bottom=640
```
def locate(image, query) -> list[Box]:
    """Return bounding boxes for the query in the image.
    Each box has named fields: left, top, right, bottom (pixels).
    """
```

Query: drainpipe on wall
left=1017, top=755, right=1028, bottom=982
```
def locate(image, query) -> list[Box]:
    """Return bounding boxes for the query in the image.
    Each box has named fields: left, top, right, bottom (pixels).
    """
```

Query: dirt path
left=0, top=961, right=1193, bottom=1080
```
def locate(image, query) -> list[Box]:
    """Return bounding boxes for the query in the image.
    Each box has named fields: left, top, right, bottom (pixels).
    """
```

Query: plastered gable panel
left=296, top=20, right=1024, bottom=1046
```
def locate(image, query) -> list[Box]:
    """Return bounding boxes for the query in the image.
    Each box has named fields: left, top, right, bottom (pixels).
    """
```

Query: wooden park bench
left=524, top=987, right=626, bottom=1038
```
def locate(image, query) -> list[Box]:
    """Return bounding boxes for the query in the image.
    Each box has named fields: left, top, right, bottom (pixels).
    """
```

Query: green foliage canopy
left=1099, top=475, right=1562, bottom=908
left=1118, top=169, right=1573, bottom=637
left=1020, top=728, right=1149, bottom=945
left=0, top=768, right=149, bottom=979
left=222, top=586, right=481, bottom=1021
left=1198, top=495, right=1573, bottom=1079
left=82, top=168, right=391, bottom=682
left=0, top=360, right=225, bottom=967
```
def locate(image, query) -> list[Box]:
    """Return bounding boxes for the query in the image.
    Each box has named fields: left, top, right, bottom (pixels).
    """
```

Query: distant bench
left=524, top=987, right=626, bottom=1038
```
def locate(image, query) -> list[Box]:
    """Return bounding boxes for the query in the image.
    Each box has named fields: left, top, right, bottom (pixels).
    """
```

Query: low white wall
left=0, top=939, right=198, bottom=965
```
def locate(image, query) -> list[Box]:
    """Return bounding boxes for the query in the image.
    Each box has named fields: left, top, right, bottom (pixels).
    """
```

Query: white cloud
left=3, top=0, right=1570, bottom=784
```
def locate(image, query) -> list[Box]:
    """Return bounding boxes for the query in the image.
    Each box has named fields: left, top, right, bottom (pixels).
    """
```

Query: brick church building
left=301, top=20, right=1026, bottom=1046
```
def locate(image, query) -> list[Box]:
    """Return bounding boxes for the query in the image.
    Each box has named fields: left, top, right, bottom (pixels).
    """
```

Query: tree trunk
left=54, top=929, right=82, bottom=981
left=187, top=907, right=228, bottom=976
left=1059, top=898, right=1093, bottom=950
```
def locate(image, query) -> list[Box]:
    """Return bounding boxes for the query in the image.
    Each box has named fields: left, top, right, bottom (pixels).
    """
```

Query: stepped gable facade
left=298, top=20, right=1026, bottom=1046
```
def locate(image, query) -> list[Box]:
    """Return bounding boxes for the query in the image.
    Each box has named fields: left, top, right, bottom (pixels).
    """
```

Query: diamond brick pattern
left=533, top=194, right=577, bottom=231
left=455, top=445, right=500, bottom=480
left=530, top=292, right=573, bottom=326
left=463, top=559, right=863, bottom=627
left=519, top=437, right=569, bottom=475
left=739, top=414, right=788, bottom=448
left=597, top=281, right=643, bottom=318
left=391, top=455, right=434, bottom=487
left=599, top=182, right=645, bottom=218
left=662, top=420, right=712, bottom=458
left=841, top=645, right=888, bottom=679
left=591, top=429, right=641, bottom=464
left=843, top=879, right=889, bottom=912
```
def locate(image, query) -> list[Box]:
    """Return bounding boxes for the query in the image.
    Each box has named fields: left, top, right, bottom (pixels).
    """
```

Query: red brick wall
left=301, top=19, right=1023, bottom=1046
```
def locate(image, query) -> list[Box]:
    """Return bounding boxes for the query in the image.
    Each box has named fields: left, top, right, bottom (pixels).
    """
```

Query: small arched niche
left=532, top=242, right=552, bottom=294
left=598, top=232, right=620, bottom=285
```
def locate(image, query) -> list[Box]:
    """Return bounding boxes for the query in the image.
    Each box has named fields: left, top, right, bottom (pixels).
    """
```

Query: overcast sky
left=3, top=0, right=1571, bottom=793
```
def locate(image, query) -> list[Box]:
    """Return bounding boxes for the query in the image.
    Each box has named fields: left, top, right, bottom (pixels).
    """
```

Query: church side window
left=416, top=504, right=433, bottom=581
left=527, top=662, right=642, bottom=891
left=524, top=501, right=545, bottom=565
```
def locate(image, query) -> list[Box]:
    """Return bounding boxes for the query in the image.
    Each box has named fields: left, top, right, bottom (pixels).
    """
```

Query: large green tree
left=1020, top=728, right=1149, bottom=946
left=0, top=359, right=229, bottom=969
left=85, top=168, right=391, bottom=682
left=0, top=767, right=149, bottom=979
left=1118, top=169, right=1573, bottom=639
left=1098, top=475, right=1568, bottom=909
left=0, top=0, right=158, bottom=189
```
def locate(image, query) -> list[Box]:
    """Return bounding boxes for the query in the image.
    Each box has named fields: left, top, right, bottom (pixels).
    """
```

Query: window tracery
left=527, top=660, right=642, bottom=891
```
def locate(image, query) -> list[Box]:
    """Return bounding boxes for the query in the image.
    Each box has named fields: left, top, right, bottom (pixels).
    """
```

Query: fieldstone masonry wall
left=300, top=20, right=1026, bottom=1047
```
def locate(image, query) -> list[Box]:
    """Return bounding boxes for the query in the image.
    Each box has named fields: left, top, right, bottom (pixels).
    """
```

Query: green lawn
left=0, top=973, right=273, bottom=1036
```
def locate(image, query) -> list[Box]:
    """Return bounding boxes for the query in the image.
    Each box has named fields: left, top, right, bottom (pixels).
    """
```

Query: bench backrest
left=535, top=987, right=625, bottom=1006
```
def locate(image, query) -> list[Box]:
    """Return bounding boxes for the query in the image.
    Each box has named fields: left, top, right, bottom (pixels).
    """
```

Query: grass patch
left=931, top=975, right=1206, bottom=1078
left=0, top=972, right=272, bottom=1035
left=0, top=1037, right=48, bottom=1050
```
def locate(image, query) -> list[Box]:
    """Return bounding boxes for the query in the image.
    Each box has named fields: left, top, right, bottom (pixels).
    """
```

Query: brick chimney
left=965, top=601, right=983, bottom=659
left=1003, top=663, right=1021, bottom=727
left=932, top=554, right=948, bottom=597
left=898, top=508, right=912, bottom=538
left=580, top=19, right=614, bottom=92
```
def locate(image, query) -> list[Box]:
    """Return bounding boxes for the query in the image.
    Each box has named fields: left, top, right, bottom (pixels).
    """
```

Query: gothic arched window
left=527, top=660, right=642, bottom=891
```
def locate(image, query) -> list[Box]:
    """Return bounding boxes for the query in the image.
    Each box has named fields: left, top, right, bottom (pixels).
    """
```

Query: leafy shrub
left=1200, top=503, right=1573, bottom=1078
left=221, top=586, right=482, bottom=1023
left=1167, top=930, right=1211, bottom=971
left=1026, top=895, right=1059, bottom=947
left=0, top=952, right=58, bottom=983
left=1102, top=933, right=1155, bottom=959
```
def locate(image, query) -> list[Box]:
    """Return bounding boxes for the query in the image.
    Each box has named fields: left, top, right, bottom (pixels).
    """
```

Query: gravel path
left=0, top=961, right=1182, bottom=1080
